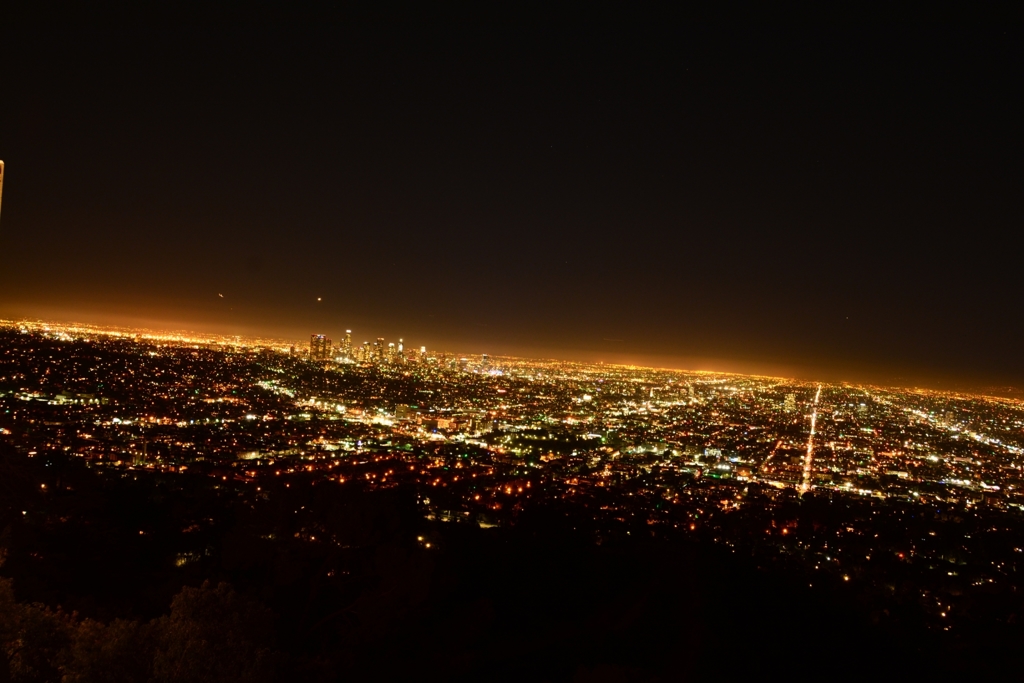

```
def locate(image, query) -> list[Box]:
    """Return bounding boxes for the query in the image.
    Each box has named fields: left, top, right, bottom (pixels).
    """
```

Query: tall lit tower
left=343, top=330, right=352, bottom=356
left=310, top=334, right=331, bottom=361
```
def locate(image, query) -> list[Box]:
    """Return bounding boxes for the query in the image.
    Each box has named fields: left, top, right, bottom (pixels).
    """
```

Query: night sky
left=1, top=23, right=1021, bottom=388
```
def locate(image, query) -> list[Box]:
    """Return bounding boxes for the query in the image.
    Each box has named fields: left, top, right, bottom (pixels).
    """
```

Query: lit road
left=759, top=439, right=784, bottom=474
left=800, top=385, right=822, bottom=493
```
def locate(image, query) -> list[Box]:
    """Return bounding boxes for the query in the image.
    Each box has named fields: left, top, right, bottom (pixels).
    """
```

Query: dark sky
left=0, top=23, right=1021, bottom=388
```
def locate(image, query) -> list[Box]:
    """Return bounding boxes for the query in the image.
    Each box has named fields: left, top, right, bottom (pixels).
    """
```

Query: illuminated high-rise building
left=376, top=337, right=385, bottom=361
left=343, top=330, right=352, bottom=356
left=398, top=338, right=404, bottom=354
left=310, top=334, right=331, bottom=361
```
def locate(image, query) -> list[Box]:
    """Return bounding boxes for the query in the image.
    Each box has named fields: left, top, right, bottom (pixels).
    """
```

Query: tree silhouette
left=64, top=617, right=155, bottom=683
left=151, top=582, right=275, bottom=683
left=0, top=578, right=71, bottom=683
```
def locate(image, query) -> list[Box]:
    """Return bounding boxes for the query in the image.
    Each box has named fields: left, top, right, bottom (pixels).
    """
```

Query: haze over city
left=1, top=23, right=1020, bottom=389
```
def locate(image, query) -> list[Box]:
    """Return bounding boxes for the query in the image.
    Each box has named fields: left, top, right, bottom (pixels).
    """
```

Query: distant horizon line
left=2, top=316, right=1021, bottom=403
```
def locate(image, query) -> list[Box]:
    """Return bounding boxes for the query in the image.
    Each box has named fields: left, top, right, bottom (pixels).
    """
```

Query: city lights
left=3, top=317, right=1024, bottom=655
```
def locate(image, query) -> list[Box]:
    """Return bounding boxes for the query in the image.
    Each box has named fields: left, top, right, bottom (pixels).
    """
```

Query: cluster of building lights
left=4, top=319, right=1024, bottom=633
left=306, top=331, right=427, bottom=364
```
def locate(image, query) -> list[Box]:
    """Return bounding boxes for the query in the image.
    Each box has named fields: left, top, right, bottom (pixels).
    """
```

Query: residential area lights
left=3, top=319, right=1024, bottom=635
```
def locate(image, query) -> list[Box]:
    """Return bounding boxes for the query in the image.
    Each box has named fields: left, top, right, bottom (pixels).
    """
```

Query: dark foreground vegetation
left=0, top=443, right=1016, bottom=682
